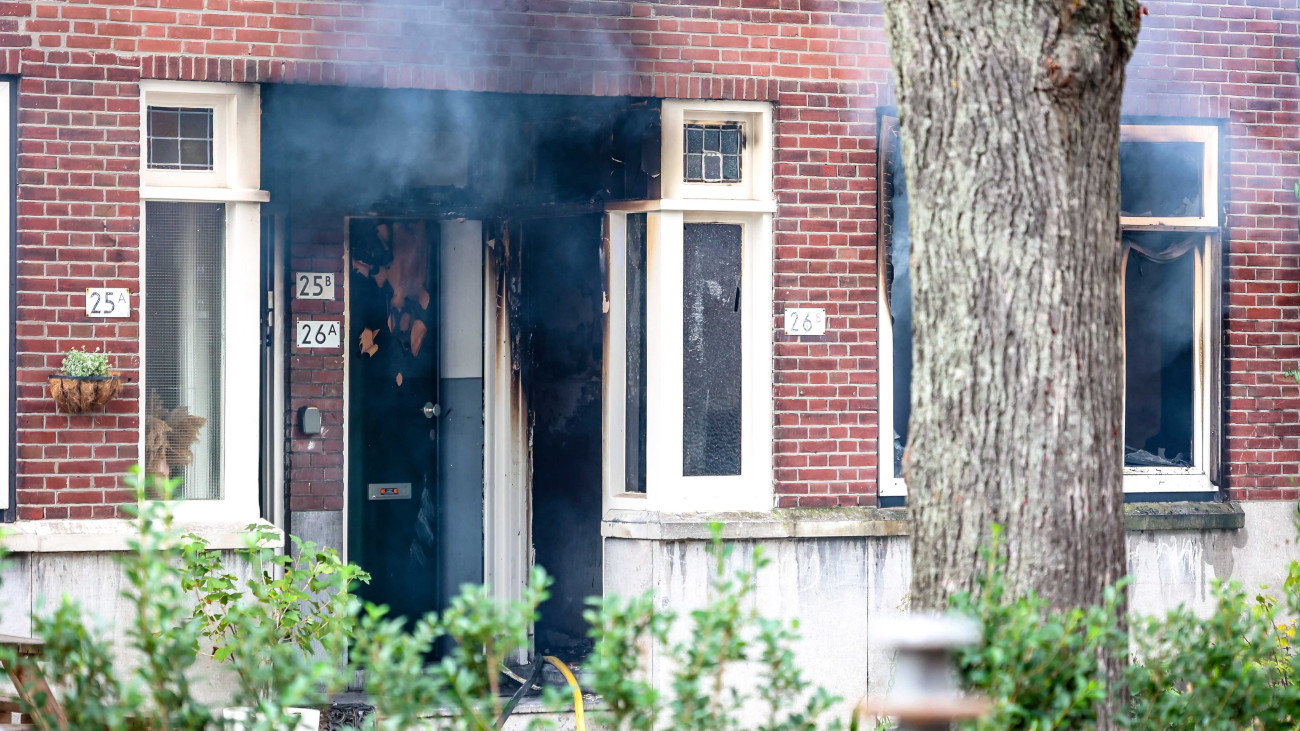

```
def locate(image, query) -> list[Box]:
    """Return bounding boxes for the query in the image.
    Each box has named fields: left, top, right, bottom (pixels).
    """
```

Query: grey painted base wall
left=0, top=548, right=256, bottom=706
left=605, top=501, right=1300, bottom=719
left=1, top=501, right=1296, bottom=720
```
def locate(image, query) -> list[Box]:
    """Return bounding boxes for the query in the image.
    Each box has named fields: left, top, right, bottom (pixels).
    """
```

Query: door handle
left=422, top=402, right=441, bottom=419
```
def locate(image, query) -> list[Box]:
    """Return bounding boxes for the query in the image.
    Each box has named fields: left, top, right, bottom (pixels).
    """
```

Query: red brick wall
left=284, top=214, right=345, bottom=513
left=1122, top=1, right=1300, bottom=501
left=7, top=0, right=1299, bottom=517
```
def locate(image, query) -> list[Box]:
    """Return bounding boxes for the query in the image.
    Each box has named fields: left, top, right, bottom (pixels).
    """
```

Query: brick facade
left=5, top=0, right=1299, bottom=518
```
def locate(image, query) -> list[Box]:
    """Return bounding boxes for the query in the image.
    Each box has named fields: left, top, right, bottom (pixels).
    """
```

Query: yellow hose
left=543, top=655, right=586, bottom=731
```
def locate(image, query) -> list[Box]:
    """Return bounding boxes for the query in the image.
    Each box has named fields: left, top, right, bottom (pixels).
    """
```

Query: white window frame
left=877, top=121, right=1221, bottom=498
left=0, top=81, right=10, bottom=513
left=139, top=81, right=268, bottom=524
left=603, top=100, right=776, bottom=512
left=140, top=81, right=264, bottom=201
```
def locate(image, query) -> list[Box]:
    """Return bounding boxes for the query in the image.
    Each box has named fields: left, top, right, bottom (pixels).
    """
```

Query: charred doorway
left=513, top=215, right=605, bottom=659
left=261, top=85, right=657, bottom=643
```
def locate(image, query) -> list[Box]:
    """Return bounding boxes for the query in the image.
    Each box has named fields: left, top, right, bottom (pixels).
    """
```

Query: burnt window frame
left=1118, top=122, right=1222, bottom=497
left=876, top=115, right=1223, bottom=500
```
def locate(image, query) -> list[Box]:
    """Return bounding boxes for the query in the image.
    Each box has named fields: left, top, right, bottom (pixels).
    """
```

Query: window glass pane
left=146, top=201, right=225, bottom=499
left=686, top=127, right=704, bottom=154
left=1124, top=232, right=1196, bottom=467
left=625, top=213, right=648, bottom=493
left=1120, top=141, right=1204, bottom=218
left=683, top=223, right=742, bottom=476
left=686, top=154, right=704, bottom=181
left=703, top=154, right=721, bottom=181
left=880, top=116, right=911, bottom=478
left=148, top=106, right=214, bottom=171
left=683, top=123, right=742, bottom=183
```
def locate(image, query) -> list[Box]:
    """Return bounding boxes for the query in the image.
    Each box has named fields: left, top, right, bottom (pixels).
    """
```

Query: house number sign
left=85, top=288, right=131, bottom=318
left=294, top=272, right=335, bottom=300
left=783, top=308, right=827, bottom=336
left=297, top=320, right=341, bottom=348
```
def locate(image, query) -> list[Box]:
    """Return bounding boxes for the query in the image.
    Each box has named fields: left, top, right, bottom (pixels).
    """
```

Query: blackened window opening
left=684, top=123, right=742, bottom=183
left=1120, top=141, right=1204, bottom=218
left=880, top=116, right=911, bottom=477
left=1124, top=233, right=1196, bottom=467
left=625, top=213, right=648, bottom=493
left=683, top=223, right=743, bottom=476
left=148, top=106, right=214, bottom=171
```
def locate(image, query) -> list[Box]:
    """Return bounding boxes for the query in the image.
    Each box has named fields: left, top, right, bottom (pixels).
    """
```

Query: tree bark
left=883, top=1, right=1139, bottom=612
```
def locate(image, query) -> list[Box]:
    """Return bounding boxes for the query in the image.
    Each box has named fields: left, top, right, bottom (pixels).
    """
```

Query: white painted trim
left=139, top=82, right=261, bottom=192
left=0, top=518, right=282, bottom=553
left=603, top=212, right=629, bottom=503
left=0, top=82, right=11, bottom=513
left=482, top=229, right=528, bottom=650
left=660, top=100, right=774, bottom=203
left=605, top=210, right=774, bottom=513
left=138, top=82, right=264, bottom=525
left=604, top=199, right=777, bottom=214
left=140, top=186, right=269, bottom=203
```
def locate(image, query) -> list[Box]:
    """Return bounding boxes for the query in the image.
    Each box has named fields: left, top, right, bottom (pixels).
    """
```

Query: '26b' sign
left=297, top=320, right=341, bottom=349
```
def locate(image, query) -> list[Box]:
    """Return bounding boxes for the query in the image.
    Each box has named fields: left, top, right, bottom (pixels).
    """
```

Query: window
left=147, top=107, right=214, bottom=171
left=1118, top=124, right=1220, bottom=494
left=140, top=81, right=267, bottom=522
left=682, top=222, right=743, bottom=475
left=878, top=118, right=1220, bottom=498
left=684, top=123, right=743, bottom=183
left=603, top=101, right=775, bottom=512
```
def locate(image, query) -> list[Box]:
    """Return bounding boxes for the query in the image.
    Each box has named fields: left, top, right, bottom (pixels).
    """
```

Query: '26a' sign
left=296, top=320, right=341, bottom=349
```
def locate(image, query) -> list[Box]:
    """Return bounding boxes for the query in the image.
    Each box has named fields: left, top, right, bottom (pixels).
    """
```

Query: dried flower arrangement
left=145, top=391, right=207, bottom=483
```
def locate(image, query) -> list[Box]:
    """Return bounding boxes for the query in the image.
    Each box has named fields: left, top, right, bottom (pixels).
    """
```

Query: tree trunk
left=883, top=3, right=1139, bottom=611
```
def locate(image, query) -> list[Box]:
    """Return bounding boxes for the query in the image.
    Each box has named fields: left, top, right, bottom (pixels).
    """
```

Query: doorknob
left=422, top=402, right=441, bottom=419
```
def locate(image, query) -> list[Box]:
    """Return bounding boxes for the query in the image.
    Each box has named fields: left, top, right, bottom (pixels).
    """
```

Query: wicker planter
left=48, top=374, right=121, bottom=413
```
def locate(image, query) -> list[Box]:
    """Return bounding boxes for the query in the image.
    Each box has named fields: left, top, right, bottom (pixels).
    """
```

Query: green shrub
left=949, top=526, right=1127, bottom=730
left=950, top=520, right=1300, bottom=731
left=59, top=347, right=111, bottom=377
left=581, top=525, right=843, bottom=731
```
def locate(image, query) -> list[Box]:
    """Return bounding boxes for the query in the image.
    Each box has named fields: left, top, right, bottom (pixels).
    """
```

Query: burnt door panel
left=523, top=214, right=604, bottom=660
left=347, top=218, right=442, bottom=623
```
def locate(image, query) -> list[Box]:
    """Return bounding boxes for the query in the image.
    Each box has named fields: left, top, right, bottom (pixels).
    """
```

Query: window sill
left=603, top=502, right=1245, bottom=540
left=1123, top=501, right=1243, bottom=532
left=602, top=507, right=909, bottom=540
left=0, top=518, right=282, bottom=554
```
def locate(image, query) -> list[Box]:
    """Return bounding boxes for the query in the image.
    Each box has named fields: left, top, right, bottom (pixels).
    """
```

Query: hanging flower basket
left=48, top=374, right=121, bottom=413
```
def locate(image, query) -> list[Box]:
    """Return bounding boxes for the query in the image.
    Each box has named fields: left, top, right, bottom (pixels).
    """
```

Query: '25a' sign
left=85, top=288, right=131, bottom=318
left=297, top=320, right=341, bottom=349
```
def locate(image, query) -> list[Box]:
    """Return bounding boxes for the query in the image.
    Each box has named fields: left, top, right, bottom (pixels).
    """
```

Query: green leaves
left=949, top=531, right=1128, bottom=731
left=59, top=346, right=111, bottom=377
left=181, top=523, right=371, bottom=671
left=581, top=523, right=843, bottom=731
left=951, top=523, right=1300, bottom=730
